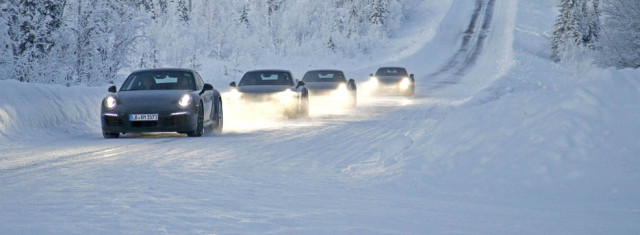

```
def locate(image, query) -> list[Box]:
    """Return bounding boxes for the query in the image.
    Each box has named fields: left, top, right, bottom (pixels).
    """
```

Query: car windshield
left=120, top=71, right=196, bottom=91
left=376, top=68, right=408, bottom=77
left=302, top=71, right=346, bottom=83
left=239, top=71, right=293, bottom=86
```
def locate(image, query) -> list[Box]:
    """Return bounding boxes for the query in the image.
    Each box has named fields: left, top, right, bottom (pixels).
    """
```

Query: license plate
left=129, top=114, right=158, bottom=121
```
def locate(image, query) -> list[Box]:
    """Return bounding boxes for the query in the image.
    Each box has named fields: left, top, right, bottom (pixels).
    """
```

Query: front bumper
left=233, top=93, right=300, bottom=112
left=308, top=89, right=355, bottom=102
left=374, top=80, right=413, bottom=94
left=101, top=107, right=198, bottom=134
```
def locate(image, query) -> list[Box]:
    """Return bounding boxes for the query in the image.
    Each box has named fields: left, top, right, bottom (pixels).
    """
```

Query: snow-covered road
left=2, top=0, right=639, bottom=234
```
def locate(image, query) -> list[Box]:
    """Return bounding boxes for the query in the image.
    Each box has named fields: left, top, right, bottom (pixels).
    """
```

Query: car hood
left=117, top=90, right=190, bottom=105
left=305, top=82, right=343, bottom=91
left=376, top=75, right=406, bottom=84
left=377, top=75, right=406, bottom=80
left=237, top=85, right=292, bottom=94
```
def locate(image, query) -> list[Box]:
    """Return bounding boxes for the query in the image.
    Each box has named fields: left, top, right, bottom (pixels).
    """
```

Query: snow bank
left=0, top=80, right=105, bottom=142
left=369, top=0, right=640, bottom=231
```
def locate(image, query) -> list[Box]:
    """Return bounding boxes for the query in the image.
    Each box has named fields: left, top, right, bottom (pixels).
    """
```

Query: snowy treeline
left=597, top=0, right=640, bottom=68
left=0, top=0, right=145, bottom=85
left=552, top=0, right=640, bottom=68
left=0, top=0, right=412, bottom=85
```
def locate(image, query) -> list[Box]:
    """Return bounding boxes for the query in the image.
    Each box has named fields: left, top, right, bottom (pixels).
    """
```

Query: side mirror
left=108, top=85, right=117, bottom=93
left=296, top=81, right=305, bottom=89
left=203, top=83, right=214, bottom=91
left=369, top=73, right=374, bottom=77
left=348, top=79, right=355, bottom=84
left=410, top=74, right=414, bottom=79
left=229, top=81, right=237, bottom=88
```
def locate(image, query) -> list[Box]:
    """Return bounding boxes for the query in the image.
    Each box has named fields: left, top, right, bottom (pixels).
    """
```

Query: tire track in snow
left=0, top=138, right=178, bottom=178
left=429, top=0, right=496, bottom=86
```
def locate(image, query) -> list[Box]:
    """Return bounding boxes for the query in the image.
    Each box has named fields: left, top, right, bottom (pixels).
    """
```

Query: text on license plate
left=130, top=114, right=158, bottom=121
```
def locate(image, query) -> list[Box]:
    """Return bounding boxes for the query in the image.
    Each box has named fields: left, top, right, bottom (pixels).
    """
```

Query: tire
left=211, top=98, right=223, bottom=134
left=350, top=91, right=358, bottom=108
left=187, top=105, right=204, bottom=137
left=299, top=95, right=309, bottom=118
left=103, top=132, right=119, bottom=139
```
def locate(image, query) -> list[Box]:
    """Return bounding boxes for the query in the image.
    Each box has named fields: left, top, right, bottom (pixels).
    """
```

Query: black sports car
left=302, top=70, right=357, bottom=108
left=229, top=70, right=309, bottom=118
left=369, top=67, right=415, bottom=96
left=101, top=68, right=223, bottom=138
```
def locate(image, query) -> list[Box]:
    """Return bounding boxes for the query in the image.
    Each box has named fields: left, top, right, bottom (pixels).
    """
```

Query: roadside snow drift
left=0, top=80, right=104, bottom=141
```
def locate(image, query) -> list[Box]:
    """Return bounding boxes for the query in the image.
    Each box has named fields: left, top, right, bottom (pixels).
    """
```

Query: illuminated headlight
left=178, top=94, right=192, bottom=108
left=370, top=76, right=379, bottom=86
left=399, top=77, right=411, bottom=90
left=335, top=83, right=349, bottom=96
left=228, top=88, right=241, bottom=99
left=277, top=89, right=297, bottom=104
left=104, top=96, right=117, bottom=110
left=337, top=83, right=348, bottom=92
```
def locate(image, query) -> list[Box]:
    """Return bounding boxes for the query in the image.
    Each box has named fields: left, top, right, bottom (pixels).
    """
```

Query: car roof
left=131, top=68, right=195, bottom=74
left=305, top=69, right=344, bottom=73
left=245, top=69, right=292, bottom=74
left=377, top=67, right=407, bottom=70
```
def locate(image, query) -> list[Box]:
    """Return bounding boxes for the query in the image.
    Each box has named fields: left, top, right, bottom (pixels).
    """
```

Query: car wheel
left=187, top=105, right=204, bottom=137
left=299, top=95, right=309, bottom=118
left=212, top=98, right=223, bottom=134
left=350, top=91, right=358, bottom=108
left=103, top=132, right=119, bottom=138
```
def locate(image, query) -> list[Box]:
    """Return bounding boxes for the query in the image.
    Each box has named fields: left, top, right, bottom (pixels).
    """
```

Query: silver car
left=368, top=67, right=415, bottom=96
left=229, top=70, right=309, bottom=118
left=302, top=70, right=357, bottom=108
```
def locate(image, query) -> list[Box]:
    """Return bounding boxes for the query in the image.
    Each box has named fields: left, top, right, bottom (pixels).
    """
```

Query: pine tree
left=578, top=0, right=601, bottom=48
left=178, top=0, right=190, bottom=22
left=2, top=0, right=66, bottom=82
left=369, top=0, right=390, bottom=25
left=552, top=0, right=602, bottom=62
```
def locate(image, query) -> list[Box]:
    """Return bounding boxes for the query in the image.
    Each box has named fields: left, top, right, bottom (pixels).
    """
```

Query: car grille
left=161, top=115, right=188, bottom=126
left=104, top=116, right=123, bottom=126
left=131, top=121, right=158, bottom=128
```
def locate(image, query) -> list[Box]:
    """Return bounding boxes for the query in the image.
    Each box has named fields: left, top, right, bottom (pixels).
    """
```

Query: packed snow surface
left=1, top=0, right=639, bottom=234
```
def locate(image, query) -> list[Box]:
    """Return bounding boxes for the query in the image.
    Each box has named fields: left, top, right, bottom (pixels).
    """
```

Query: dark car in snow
left=229, top=70, right=309, bottom=118
left=369, top=67, right=415, bottom=96
left=101, top=68, right=223, bottom=138
left=302, top=70, right=357, bottom=108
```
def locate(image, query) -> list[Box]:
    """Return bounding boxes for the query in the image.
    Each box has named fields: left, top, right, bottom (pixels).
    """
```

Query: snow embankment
left=370, top=0, right=640, bottom=230
left=0, top=80, right=104, bottom=142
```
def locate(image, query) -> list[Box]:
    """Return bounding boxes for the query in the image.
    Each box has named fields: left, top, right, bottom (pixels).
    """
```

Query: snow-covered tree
left=551, top=0, right=601, bottom=62
left=597, top=0, right=640, bottom=68
left=580, top=0, right=601, bottom=49
left=1, top=0, right=414, bottom=85
left=0, top=0, right=66, bottom=82
left=71, top=0, right=146, bottom=85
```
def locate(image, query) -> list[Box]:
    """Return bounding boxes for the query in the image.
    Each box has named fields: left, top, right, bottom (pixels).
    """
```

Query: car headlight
left=104, top=96, right=117, bottom=110
left=178, top=94, right=192, bottom=108
left=399, top=77, right=411, bottom=90
left=337, top=83, right=348, bottom=92
left=277, top=89, right=297, bottom=104
left=332, top=83, right=350, bottom=100
left=228, top=88, right=241, bottom=100
left=370, top=76, right=379, bottom=86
